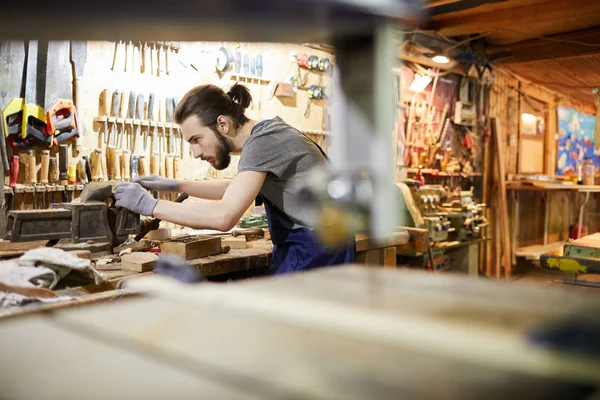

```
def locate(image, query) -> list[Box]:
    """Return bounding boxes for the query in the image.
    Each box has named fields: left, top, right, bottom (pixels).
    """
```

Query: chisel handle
left=139, top=155, right=150, bottom=176
left=150, top=154, right=160, bottom=175
left=165, top=154, right=174, bottom=179
left=9, top=155, right=19, bottom=188
left=49, top=157, right=59, bottom=183
left=173, top=155, right=180, bottom=179
left=68, top=165, right=77, bottom=185
left=121, top=150, right=131, bottom=181
left=91, top=150, right=102, bottom=181
left=27, top=150, right=37, bottom=184
left=40, top=150, right=50, bottom=184
left=58, top=145, right=69, bottom=184
left=113, top=148, right=122, bottom=181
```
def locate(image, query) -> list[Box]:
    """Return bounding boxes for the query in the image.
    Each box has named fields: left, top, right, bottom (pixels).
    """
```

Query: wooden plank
left=518, top=137, right=544, bottom=174
left=161, top=235, right=222, bottom=260
left=515, top=241, right=565, bottom=260
left=121, top=252, right=158, bottom=272
left=0, top=240, right=48, bottom=252
left=433, top=0, right=600, bottom=38
left=396, top=227, right=429, bottom=253
left=383, top=247, right=396, bottom=268
left=0, top=289, right=137, bottom=321
left=222, top=236, right=247, bottom=249
left=493, top=117, right=512, bottom=277
left=355, top=231, right=410, bottom=253
left=491, top=26, right=600, bottom=65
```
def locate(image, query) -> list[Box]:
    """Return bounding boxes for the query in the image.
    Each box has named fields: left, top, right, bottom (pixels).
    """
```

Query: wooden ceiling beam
left=433, top=0, right=600, bottom=37
left=490, top=26, right=600, bottom=64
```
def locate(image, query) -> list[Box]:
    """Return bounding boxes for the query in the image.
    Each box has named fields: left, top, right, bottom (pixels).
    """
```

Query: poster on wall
left=556, top=106, right=597, bottom=175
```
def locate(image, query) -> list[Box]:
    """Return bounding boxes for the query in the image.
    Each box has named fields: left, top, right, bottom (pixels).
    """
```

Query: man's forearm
left=152, top=199, right=236, bottom=231
left=178, top=179, right=231, bottom=200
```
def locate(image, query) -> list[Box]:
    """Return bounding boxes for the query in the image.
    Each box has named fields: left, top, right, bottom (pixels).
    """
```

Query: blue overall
left=252, top=120, right=356, bottom=275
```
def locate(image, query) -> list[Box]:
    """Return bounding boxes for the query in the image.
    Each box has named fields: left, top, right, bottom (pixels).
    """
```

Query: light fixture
left=409, top=72, right=433, bottom=93
left=432, top=54, right=450, bottom=64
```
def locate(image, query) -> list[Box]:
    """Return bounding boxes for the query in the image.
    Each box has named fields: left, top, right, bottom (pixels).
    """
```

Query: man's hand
left=114, top=183, right=159, bottom=216
left=133, top=174, right=179, bottom=191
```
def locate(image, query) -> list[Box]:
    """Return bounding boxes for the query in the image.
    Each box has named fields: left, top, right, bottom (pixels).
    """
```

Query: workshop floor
left=511, top=260, right=600, bottom=292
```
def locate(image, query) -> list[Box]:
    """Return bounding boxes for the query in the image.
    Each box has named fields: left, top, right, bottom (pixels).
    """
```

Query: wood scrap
left=222, top=236, right=247, bottom=249
left=120, top=252, right=158, bottom=272
left=492, top=118, right=512, bottom=278
left=160, top=235, right=222, bottom=260
left=0, top=282, right=58, bottom=299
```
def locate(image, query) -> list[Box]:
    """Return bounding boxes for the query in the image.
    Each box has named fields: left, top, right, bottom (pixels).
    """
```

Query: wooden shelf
left=230, top=74, right=271, bottom=84
left=405, top=168, right=482, bottom=177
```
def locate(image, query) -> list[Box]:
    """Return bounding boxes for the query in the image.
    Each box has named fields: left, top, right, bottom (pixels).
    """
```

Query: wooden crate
left=160, top=235, right=222, bottom=260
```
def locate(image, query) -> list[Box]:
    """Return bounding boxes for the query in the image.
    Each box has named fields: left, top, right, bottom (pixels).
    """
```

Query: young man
left=114, top=83, right=355, bottom=274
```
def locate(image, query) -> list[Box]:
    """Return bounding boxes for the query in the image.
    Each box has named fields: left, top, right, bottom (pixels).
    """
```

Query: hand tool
left=90, top=149, right=103, bottom=182
left=243, top=54, right=249, bottom=75
left=170, top=97, right=185, bottom=158
left=133, top=42, right=140, bottom=74
left=126, top=91, right=136, bottom=151
left=134, top=93, right=145, bottom=155
left=7, top=155, right=20, bottom=211
left=7, top=182, right=141, bottom=248
left=166, top=96, right=176, bottom=157
left=146, top=92, right=156, bottom=155
left=131, top=154, right=139, bottom=181
left=125, top=41, right=134, bottom=74
left=106, top=90, right=121, bottom=179
left=138, top=155, right=149, bottom=177
left=158, top=44, right=165, bottom=76
left=70, top=39, right=86, bottom=120
left=68, top=165, right=77, bottom=201
left=49, top=157, right=58, bottom=204
left=152, top=43, right=159, bottom=76
left=40, top=150, right=50, bottom=185
left=121, top=150, right=131, bottom=181
left=166, top=45, right=172, bottom=75
left=81, top=156, right=92, bottom=183
left=25, top=150, right=37, bottom=209
left=234, top=51, right=241, bottom=74
left=99, top=89, right=110, bottom=146
left=46, top=99, right=80, bottom=144
left=112, top=40, right=125, bottom=72
left=158, top=97, right=167, bottom=178
left=143, top=42, right=151, bottom=75
left=0, top=40, right=26, bottom=171
left=150, top=103, right=160, bottom=177
left=59, top=144, right=69, bottom=202
left=45, top=41, right=72, bottom=110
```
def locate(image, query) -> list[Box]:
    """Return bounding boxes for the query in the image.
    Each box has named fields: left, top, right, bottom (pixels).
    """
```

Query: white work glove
left=114, top=183, right=159, bottom=217
left=133, top=174, right=180, bottom=191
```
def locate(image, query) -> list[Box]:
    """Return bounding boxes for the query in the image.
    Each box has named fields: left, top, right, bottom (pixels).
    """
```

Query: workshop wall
left=77, top=41, right=333, bottom=181
left=484, top=67, right=599, bottom=274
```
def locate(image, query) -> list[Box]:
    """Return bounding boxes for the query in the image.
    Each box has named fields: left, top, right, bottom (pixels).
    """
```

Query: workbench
left=0, top=229, right=426, bottom=320
left=507, top=182, right=600, bottom=260
left=1, top=266, right=599, bottom=399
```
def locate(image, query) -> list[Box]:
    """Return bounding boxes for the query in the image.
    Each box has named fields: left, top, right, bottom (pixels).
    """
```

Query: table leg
left=578, top=191, right=590, bottom=238
left=543, top=192, right=549, bottom=246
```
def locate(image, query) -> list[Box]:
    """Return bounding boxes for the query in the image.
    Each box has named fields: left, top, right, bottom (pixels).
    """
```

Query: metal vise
left=6, top=182, right=140, bottom=247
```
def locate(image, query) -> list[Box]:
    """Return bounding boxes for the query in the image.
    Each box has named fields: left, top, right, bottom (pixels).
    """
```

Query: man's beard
left=212, top=128, right=233, bottom=170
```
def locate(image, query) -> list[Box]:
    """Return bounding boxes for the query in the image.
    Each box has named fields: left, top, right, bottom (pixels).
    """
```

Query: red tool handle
left=9, top=155, right=19, bottom=188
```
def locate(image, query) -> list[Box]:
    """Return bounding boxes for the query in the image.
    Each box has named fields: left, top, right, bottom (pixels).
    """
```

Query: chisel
left=8, top=155, right=19, bottom=211
left=146, top=92, right=156, bottom=156
left=26, top=150, right=37, bottom=209
left=77, top=159, right=88, bottom=184
left=143, top=42, right=151, bottom=75
left=82, top=155, right=92, bottom=183
left=131, top=154, right=139, bottom=181
left=158, top=97, right=166, bottom=178
left=59, top=145, right=69, bottom=202
left=68, top=165, right=77, bottom=201
left=49, top=157, right=58, bottom=204
left=107, top=90, right=121, bottom=180
left=166, top=96, right=175, bottom=157
left=134, top=93, right=145, bottom=155
left=40, top=150, right=50, bottom=208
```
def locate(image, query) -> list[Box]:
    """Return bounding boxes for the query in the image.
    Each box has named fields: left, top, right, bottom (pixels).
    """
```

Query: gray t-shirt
left=238, top=116, right=327, bottom=230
